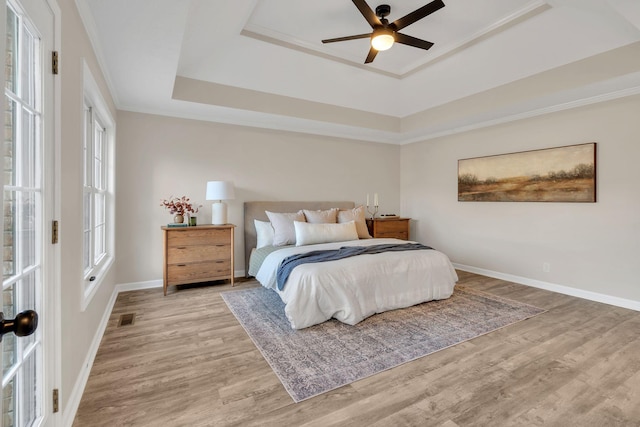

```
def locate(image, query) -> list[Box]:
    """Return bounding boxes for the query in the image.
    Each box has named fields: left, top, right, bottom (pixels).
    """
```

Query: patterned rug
left=221, top=285, right=545, bottom=402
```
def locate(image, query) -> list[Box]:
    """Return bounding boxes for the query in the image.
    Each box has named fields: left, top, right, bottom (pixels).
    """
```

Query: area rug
left=221, top=285, right=545, bottom=402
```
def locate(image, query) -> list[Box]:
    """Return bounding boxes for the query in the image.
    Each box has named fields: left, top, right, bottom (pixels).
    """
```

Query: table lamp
left=206, top=181, right=235, bottom=225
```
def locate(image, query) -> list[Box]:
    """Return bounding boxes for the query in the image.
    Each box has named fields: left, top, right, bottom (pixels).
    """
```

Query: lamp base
left=211, top=201, right=227, bottom=225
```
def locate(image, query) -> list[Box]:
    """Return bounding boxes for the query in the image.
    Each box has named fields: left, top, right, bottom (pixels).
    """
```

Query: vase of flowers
left=160, top=196, right=201, bottom=223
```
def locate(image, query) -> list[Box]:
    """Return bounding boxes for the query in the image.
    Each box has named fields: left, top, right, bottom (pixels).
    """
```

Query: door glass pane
left=2, top=283, right=16, bottom=376
left=5, top=8, right=17, bottom=93
left=20, top=108, right=35, bottom=188
left=20, top=351, right=37, bottom=426
left=3, top=189, right=16, bottom=279
left=19, top=25, right=34, bottom=107
left=20, top=192, right=36, bottom=270
left=19, top=273, right=36, bottom=352
left=4, top=99, right=16, bottom=188
left=2, top=375, right=16, bottom=426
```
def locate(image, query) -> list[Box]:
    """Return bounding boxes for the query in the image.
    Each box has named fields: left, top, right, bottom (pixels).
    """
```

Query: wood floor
left=73, top=271, right=640, bottom=426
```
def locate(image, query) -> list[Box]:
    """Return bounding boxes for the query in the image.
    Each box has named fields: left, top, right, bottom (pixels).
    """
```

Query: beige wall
left=401, top=94, right=640, bottom=302
left=115, top=111, right=401, bottom=284
left=59, top=0, right=118, bottom=416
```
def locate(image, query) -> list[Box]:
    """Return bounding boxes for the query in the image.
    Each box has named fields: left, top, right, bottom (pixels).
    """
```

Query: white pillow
left=254, top=220, right=274, bottom=249
left=265, top=210, right=306, bottom=246
left=294, top=220, right=359, bottom=246
left=303, top=208, right=338, bottom=224
left=337, top=206, right=371, bottom=239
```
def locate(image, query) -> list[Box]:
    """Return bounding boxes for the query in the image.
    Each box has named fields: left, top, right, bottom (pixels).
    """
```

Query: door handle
left=0, top=310, right=38, bottom=342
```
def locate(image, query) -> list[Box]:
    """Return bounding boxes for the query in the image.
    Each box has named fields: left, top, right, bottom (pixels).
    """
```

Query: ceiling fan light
left=371, top=31, right=394, bottom=51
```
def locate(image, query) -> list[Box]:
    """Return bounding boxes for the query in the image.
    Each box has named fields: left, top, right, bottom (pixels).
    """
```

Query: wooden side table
left=366, top=218, right=410, bottom=240
left=161, top=224, right=235, bottom=295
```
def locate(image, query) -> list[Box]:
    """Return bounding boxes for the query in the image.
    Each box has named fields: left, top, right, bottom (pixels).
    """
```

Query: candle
left=366, top=194, right=370, bottom=207
left=374, top=193, right=378, bottom=207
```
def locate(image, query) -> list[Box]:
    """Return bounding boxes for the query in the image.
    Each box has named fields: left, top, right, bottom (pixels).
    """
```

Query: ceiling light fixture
left=371, top=28, right=395, bottom=51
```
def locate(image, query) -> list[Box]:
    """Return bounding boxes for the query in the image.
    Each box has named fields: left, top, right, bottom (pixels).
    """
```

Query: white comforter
left=255, top=238, right=458, bottom=329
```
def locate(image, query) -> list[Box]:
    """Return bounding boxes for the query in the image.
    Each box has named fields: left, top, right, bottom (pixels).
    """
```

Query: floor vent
left=117, top=313, right=136, bottom=327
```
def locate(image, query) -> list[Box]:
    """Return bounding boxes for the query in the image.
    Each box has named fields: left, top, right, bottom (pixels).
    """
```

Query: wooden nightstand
left=161, top=224, right=235, bottom=295
left=366, top=218, right=410, bottom=240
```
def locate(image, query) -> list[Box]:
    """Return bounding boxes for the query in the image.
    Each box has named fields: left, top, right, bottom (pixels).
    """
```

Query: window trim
left=81, top=59, right=115, bottom=311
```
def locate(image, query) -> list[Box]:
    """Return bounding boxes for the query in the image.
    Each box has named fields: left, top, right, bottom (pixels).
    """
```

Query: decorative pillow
left=294, top=220, right=359, bottom=246
left=265, top=210, right=306, bottom=246
left=337, top=206, right=371, bottom=239
left=254, top=220, right=274, bottom=249
left=303, top=208, right=338, bottom=224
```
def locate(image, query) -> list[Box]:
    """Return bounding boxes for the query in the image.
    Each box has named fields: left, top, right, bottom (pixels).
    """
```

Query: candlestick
left=374, top=193, right=379, bottom=207
left=367, top=205, right=378, bottom=220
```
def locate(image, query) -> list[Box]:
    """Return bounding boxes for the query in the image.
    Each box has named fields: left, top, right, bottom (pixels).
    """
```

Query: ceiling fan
left=322, top=0, right=445, bottom=64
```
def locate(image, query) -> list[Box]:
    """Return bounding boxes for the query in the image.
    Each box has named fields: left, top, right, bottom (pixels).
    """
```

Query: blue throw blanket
left=276, top=243, right=433, bottom=291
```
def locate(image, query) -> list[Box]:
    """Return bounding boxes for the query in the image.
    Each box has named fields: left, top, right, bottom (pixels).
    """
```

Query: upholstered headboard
left=243, top=201, right=355, bottom=274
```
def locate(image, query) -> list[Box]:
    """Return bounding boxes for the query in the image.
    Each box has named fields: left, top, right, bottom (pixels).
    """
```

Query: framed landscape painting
left=458, top=143, right=596, bottom=202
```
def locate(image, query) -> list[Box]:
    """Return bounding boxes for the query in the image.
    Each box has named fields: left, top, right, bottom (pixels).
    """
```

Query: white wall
left=59, top=0, right=118, bottom=417
left=115, top=111, right=401, bottom=284
left=401, top=94, right=640, bottom=303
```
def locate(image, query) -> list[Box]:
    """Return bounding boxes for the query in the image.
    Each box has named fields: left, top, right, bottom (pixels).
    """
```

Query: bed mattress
left=253, top=238, right=458, bottom=329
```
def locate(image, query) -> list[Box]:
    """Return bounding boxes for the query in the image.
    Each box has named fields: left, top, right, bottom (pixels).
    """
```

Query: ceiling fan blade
left=391, top=0, right=445, bottom=31
left=322, top=33, right=372, bottom=44
left=394, top=33, right=434, bottom=50
left=364, top=47, right=378, bottom=63
left=352, top=0, right=381, bottom=28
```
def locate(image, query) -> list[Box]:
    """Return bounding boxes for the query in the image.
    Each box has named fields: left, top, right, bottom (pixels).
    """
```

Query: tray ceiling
left=78, top=0, right=640, bottom=144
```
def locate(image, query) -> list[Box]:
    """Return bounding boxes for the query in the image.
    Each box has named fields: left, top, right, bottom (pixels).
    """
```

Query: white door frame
left=0, top=0, right=61, bottom=425
left=47, top=0, right=62, bottom=425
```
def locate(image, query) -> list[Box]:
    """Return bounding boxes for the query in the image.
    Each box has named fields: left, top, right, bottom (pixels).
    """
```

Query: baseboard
left=114, top=272, right=245, bottom=293
left=62, top=286, right=119, bottom=427
left=453, top=263, right=640, bottom=312
left=116, top=279, right=163, bottom=292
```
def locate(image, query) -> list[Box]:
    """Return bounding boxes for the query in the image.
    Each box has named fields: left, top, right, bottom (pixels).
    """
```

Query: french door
left=2, top=0, right=57, bottom=426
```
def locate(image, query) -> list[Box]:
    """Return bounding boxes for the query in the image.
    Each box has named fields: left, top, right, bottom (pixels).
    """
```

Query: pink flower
left=160, top=196, right=201, bottom=216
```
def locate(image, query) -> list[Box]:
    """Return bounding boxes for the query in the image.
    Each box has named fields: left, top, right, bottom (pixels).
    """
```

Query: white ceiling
left=77, top=0, right=640, bottom=144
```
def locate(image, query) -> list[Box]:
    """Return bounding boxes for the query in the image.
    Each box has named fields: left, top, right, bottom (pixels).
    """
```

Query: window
left=82, top=61, right=114, bottom=308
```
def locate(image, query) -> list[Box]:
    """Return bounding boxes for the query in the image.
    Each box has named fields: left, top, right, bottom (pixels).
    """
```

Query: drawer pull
left=177, top=264, right=186, bottom=267
left=176, top=246, right=186, bottom=249
left=215, top=244, right=226, bottom=247
left=215, top=260, right=224, bottom=263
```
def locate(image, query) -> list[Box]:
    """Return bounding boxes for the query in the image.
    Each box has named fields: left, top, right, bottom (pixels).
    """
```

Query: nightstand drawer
left=376, top=221, right=408, bottom=234
left=376, top=230, right=408, bottom=240
left=167, top=260, right=231, bottom=285
left=167, top=228, right=230, bottom=247
left=167, top=244, right=230, bottom=264
left=366, top=218, right=410, bottom=240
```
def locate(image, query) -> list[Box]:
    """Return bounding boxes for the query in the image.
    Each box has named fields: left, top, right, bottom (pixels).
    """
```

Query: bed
left=244, top=201, right=458, bottom=329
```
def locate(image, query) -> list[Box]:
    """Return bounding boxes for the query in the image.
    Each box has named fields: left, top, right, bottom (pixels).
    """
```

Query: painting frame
left=458, top=143, right=597, bottom=203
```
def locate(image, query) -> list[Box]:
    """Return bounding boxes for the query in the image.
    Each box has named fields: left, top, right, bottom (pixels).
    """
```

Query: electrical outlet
left=543, top=262, right=551, bottom=273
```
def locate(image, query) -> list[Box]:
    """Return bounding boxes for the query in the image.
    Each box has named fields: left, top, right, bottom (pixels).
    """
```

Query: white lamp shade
left=206, top=180, right=235, bottom=201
